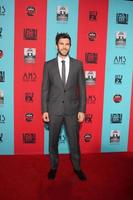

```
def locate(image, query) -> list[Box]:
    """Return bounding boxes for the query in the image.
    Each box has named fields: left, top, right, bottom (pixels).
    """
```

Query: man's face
left=56, top=38, right=71, bottom=57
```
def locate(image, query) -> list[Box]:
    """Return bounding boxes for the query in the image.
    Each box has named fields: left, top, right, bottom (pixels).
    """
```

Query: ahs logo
left=114, top=56, right=126, bottom=64
left=23, top=72, right=37, bottom=81
left=87, top=95, right=96, bottom=104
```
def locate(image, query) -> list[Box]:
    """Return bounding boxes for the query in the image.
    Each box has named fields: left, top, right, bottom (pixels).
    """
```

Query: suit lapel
left=65, top=57, right=73, bottom=89
left=54, top=58, right=64, bottom=86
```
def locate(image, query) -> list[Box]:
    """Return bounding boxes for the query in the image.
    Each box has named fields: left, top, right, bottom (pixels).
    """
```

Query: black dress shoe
left=74, top=169, right=87, bottom=181
left=48, top=169, right=57, bottom=180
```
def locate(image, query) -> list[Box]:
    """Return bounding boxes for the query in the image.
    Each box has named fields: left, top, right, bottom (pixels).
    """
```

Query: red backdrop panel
left=14, top=0, right=47, bottom=154
left=77, top=0, right=108, bottom=153
left=128, top=78, right=133, bottom=151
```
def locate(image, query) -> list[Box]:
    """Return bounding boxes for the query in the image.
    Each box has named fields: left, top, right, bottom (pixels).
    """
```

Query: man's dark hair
left=55, top=32, right=71, bottom=46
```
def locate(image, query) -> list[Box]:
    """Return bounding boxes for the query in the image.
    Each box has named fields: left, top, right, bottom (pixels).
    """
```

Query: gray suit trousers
left=48, top=114, right=80, bottom=170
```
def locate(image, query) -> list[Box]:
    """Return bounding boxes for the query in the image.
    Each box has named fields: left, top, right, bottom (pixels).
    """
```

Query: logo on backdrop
left=110, top=113, right=122, bottom=123
left=0, top=6, right=6, bottom=16
left=25, top=92, right=34, bottom=103
left=0, top=114, right=5, bottom=123
left=110, top=130, right=120, bottom=143
left=23, top=72, right=37, bottom=82
left=24, top=48, right=36, bottom=63
left=0, top=50, right=3, bottom=59
left=85, top=52, right=98, bottom=64
left=24, top=28, right=37, bottom=40
left=0, top=27, right=2, bottom=38
left=0, top=90, right=4, bottom=105
left=26, top=6, right=35, bottom=16
left=23, top=133, right=36, bottom=144
left=0, top=71, right=5, bottom=82
left=88, top=32, right=97, bottom=41
left=115, top=32, right=126, bottom=46
left=25, top=113, right=34, bottom=122
left=45, top=122, right=49, bottom=130
left=59, top=132, right=67, bottom=144
left=114, top=56, right=126, bottom=64
left=0, top=133, right=3, bottom=143
left=85, top=71, right=96, bottom=85
left=114, top=75, right=123, bottom=84
left=84, top=133, right=92, bottom=142
left=113, top=94, right=122, bottom=103
left=86, top=95, right=96, bottom=104
left=85, top=114, right=93, bottom=123
left=116, top=13, right=128, bottom=24
left=89, top=11, right=97, bottom=21
left=56, top=6, right=68, bottom=22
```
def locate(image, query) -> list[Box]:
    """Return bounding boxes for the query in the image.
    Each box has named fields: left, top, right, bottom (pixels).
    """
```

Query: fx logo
left=85, top=114, right=93, bottom=123
left=115, top=75, right=123, bottom=84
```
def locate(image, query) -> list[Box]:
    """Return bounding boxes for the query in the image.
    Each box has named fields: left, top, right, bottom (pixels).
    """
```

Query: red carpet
left=0, top=152, right=133, bottom=200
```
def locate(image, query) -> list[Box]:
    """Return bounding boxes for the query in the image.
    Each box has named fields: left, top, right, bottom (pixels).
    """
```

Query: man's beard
left=57, top=49, right=70, bottom=57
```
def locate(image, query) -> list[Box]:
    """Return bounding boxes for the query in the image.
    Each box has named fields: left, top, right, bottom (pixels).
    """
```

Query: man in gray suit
left=41, top=33, right=86, bottom=180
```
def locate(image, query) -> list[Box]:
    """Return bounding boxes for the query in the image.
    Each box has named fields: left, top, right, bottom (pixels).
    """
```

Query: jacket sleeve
left=41, top=62, right=49, bottom=113
left=78, top=62, right=86, bottom=113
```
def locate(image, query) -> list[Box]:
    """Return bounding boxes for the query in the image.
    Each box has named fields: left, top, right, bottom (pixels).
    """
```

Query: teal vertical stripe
left=0, top=0, right=14, bottom=154
left=46, top=0, right=79, bottom=60
left=101, top=0, right=133, bottom=152
left=44, top=0, right=79, bottom=154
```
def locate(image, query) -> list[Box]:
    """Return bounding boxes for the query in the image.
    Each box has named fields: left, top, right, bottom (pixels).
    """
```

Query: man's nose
left=63, top=45, right=67, bottom=48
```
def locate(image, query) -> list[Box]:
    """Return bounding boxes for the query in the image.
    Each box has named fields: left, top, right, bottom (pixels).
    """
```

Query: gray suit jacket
left=41, top=57, right=86, bottom=116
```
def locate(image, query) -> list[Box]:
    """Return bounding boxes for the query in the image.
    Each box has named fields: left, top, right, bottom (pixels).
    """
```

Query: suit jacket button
left=62, top=101, right=64, bottom=103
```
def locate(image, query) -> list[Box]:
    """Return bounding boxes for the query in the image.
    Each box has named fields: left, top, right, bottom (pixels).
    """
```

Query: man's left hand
left=78, top=112, right=85, bottom=123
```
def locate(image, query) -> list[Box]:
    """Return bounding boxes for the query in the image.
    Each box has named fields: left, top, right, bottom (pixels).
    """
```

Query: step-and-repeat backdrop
left=0, top=0, right=133, bottom=155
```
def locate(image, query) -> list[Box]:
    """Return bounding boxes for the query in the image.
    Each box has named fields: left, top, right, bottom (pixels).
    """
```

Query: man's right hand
left=42, top=112, right=50, bottom=122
